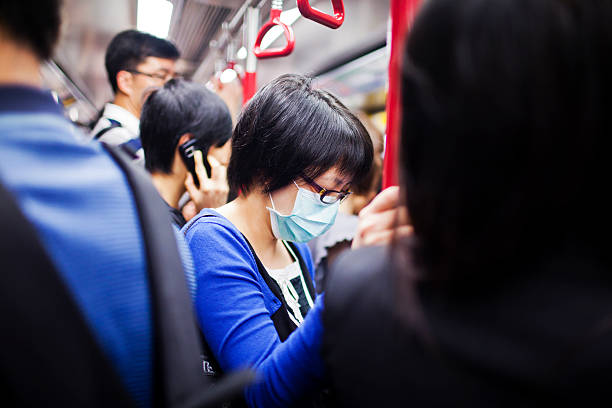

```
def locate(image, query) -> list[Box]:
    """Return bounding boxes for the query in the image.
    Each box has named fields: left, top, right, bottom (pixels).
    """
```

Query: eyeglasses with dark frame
left=301, top=174, right=352, bottom=204
left=125, top=69, right=181, bottom=81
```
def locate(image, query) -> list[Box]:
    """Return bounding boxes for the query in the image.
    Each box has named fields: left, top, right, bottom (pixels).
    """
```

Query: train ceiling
left=53, top=0, right=389, bottom=111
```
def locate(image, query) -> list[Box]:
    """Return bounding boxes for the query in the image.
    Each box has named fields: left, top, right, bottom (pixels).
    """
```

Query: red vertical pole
left=242, top=71, right=257, bottom=105
left=383, top=0, right=422, bottom=188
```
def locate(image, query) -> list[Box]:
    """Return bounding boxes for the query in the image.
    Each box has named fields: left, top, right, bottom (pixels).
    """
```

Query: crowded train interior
left=2, top=0, right=612, bottom=406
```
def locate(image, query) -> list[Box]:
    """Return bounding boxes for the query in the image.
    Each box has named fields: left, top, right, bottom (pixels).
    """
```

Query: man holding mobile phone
left=140, top=79, right=232, bottom=227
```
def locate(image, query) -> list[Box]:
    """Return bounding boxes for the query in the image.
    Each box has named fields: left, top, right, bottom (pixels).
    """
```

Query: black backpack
left=0, top=145, right=252, bottom=407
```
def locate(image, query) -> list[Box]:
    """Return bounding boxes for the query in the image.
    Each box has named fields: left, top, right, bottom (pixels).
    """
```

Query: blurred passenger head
left=0, top=0, right=62, bottom=60
left=105, top=30, right=180, bottom=114
left=229, top=74, right=373, bottom=195
left=140, top=78, right=232, bottom=174
left=346, top=112, right=384, bottom=213
left=401, top=0, right=612, bottom=282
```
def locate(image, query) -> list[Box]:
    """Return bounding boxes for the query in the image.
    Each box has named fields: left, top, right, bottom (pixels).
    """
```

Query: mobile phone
left=178, top=139, right=211, bottom=188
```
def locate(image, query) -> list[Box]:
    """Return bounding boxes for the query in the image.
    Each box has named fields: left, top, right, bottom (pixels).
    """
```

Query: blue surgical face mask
left=267, top=182, right=340, bottom=243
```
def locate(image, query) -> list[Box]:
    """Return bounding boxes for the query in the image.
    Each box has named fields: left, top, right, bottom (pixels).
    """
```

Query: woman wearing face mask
left=183, top=74, right=373, bottom=407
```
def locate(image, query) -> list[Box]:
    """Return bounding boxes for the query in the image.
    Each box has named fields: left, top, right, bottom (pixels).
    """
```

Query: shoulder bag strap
left=285, top=242, right=317, bottom=301
left=240, top=235, right=298, bottom=341
left=103, top=144, right=209, bottom=407
left=105, top=146, right=255, bottom=408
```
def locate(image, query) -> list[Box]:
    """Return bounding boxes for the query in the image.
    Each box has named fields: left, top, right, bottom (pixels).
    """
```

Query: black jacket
left=323, top=244, right=612, bottom=407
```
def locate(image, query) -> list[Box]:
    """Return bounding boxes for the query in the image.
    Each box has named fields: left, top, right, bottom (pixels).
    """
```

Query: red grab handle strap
left=297, top=0, right=345, bottom=29
left=253, top=9, right=296, bottom=59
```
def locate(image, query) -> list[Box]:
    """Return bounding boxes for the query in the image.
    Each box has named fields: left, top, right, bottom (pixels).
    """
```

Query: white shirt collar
left=102, top=103, right=140, bottom=136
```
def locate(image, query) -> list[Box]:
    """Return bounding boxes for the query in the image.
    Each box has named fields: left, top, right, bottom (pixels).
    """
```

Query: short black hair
left=140, top=79, right=232, bottom=174
left=401, top=0, right=612, bottom=283
left=229, top=74, right=373, bottom=194
left=105, top=30, right=180, bottom=93
left=0, top=0, right=62, bottom=60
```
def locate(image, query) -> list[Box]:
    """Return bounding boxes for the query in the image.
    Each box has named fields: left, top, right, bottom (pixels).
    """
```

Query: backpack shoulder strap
left=94, top=119, right=143, bottom=160
left=119, top=137, right=143, bottom=159
left=102, top=144, right=207, bottom=407
left=0, top=180, right=135, bottom=407
left=93, top=118, right=122, bottom=140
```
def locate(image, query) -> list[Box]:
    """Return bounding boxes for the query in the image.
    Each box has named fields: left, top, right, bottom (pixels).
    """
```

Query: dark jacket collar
left=0, top=85, right=64, bottom=116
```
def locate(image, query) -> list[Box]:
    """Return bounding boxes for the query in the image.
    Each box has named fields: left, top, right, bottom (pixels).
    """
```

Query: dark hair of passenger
left=229, top=74, right=374, bottom=194
left=105, top=29, right=180, bottom=93
left=400, top=0, right=612, bottom=285
left=0, top=0, right=62, bottom=60
left=140, top=79, right=232, bottom=174
left=350, top=112, right=384, bottom=196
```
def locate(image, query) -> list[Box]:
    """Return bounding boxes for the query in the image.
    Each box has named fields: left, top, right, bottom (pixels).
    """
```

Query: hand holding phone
left=183, top=148, right=229, bottom=210
left=179, top=139, right=211, bottom=188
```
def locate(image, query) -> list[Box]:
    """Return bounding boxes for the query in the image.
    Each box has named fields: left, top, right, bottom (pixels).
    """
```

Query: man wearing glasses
left=91, top=30, right=180, bottom=165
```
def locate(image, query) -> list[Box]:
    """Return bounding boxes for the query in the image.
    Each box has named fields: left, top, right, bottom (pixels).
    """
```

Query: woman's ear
left=116, top=70, right=134, bottom=96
